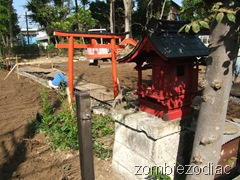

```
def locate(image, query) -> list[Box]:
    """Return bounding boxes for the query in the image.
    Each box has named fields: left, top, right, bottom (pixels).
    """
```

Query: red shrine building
left=119, top=18, right=208, bottom=120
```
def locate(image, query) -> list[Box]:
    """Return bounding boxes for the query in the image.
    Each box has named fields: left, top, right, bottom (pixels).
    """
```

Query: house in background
left=18, top=28, right=38, bottom=45
left=164, top=0, right=181, bottom=21
left=36, top=28, right=50, bottom=49
left=17, top=27, right=49, bottom=48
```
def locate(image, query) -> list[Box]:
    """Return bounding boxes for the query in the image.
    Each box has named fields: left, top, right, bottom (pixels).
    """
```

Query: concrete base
left=111, top=109, right=192, bottom=179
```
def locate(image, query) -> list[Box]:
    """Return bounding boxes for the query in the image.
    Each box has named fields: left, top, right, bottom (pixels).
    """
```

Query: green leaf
left=227, top=159, right=234, bottom=167
left=185, top=24, right=191, bottom=33
left=227, top=157, right=238, bottom=167
left=199, top=21, right=210, bottom=29
left=180, top=7, right=185, bottom=13
left=60, top=142, right=67, bottom=150
left=212, top=2, right=223, bottom=10
left=227, top=13, right=236, bottom=23
left=178, top=25, right=186, bottom=32
left=216, top=12, right=224, bottom=24
left=230, top=157, right=238, bottom=160
left=192, top=21, right=200, bottom=33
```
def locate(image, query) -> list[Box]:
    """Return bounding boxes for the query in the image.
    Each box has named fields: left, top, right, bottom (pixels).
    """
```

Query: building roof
left=118, top=18, right=208, bottom=63
left=20, top=28, right=38, bottom=36
left=149, top=32, right=208, bottom=58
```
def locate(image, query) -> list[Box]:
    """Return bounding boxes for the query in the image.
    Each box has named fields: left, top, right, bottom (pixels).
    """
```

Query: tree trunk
left=110, top=0, right=115, bottom=33
left=146, top=0, right=153, bottom=24
left=1, top=32, right=7, bottom=46
left=62, top=0, right=70, bottom=20
left=123, top=0, right=133, bottom=38
left=72, top=0, right=79, bottom=31
left=8, top=0, right=13, bottom=47
left=74, top=0, right=78, bottom=13
left=160, top=0, right=167, bottom=19
left=186, top=1, right=239, bottom=179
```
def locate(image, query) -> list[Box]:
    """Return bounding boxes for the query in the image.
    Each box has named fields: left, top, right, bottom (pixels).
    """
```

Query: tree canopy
left=180, top=0, right=239, bottom=34
left=180, top=0, right=208, bottom=21
left=25, top=0, right=97, bottom=41
left=0, top=0, right=20, bottom=47
left=24, top=0, right=180, bottom=39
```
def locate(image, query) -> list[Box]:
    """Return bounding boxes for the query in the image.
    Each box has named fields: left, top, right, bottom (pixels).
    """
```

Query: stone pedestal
left=111, top=109, right=193, bottom=179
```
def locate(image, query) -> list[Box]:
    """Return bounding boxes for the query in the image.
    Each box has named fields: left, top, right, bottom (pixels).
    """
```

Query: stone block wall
left=111, top=109, right=192, bottom=179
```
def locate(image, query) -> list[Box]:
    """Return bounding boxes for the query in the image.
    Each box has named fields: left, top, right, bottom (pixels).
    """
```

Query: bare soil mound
left=0, top=67, right=122, bottom=180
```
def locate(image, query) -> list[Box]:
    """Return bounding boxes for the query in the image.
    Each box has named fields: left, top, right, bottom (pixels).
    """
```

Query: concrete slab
left=112, top=109, right=190, bottom=140
left=19, top=67, right=63, bottom=78
left=111, top=108, right=192, bottom=180
left=74, top=81, right=114, bottom=102
left=18, top=66, right=114, bottom=104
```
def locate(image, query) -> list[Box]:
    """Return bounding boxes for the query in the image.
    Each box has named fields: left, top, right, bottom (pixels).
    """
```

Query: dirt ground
left=0, top=60, right=127, bottom=180
left=48, top=58, right=146, bottom=91
left=0, top=57, right=240, bottom=180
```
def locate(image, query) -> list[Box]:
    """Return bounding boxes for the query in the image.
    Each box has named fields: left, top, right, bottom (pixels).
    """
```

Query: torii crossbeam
left=54, top=30, right=128, bottom=101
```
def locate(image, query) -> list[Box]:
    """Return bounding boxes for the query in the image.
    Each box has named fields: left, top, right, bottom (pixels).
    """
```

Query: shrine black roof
left=118, top=18, right=208, bottom=63
left=149, top=32, right=208, bottom=58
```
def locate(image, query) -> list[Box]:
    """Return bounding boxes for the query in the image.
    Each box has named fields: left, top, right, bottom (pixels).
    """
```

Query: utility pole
left=25, top=12, right=30, bottom=45
left=110, top=0, right=115, bottom=33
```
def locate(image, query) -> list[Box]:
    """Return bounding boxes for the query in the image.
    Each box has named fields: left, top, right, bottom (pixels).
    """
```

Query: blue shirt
left=52, top=72, right=68, bottom=87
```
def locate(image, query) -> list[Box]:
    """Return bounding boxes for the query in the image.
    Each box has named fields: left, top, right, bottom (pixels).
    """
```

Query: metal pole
left=75, top=91, right=95, bottom=180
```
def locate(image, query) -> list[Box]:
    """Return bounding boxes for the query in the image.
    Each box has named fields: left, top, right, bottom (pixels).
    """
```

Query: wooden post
left=51, top=58, right=53, bottom=69
left=68, top=36, right=74, bottom=101
left=6, top=55, right=9, bottom=70
left=16, top=55, right=20, bottom=79
left=111, top=38, right=119, bottom=98
left=75, top=91, right=95, bottom=180
left=4, top=64, right=17, bottom=80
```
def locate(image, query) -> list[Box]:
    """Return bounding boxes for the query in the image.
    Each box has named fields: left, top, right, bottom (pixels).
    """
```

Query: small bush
left=91, top=115, right=115, bottom=159
left=38, top=89, right=78, bottom=150
left=146, top=166, right=171, bottom=180
left=93, top=140, right=113, bottom=160
left=38, top=89, right=115, bottom=159
left=12, top=44, right=40, bottom=57
left=91, top=115, right=114, bottom=139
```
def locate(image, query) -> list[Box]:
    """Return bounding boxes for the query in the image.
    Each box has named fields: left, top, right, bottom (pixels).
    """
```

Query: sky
left=13, top=0, right=36, bottom=29
left=13, top=0, right=183, bottom=29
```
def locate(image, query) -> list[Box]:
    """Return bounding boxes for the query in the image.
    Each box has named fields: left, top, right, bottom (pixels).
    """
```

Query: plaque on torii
left=54, top=30, right=128, bottom=101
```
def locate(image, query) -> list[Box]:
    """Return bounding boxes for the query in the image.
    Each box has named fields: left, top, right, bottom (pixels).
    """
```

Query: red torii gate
left=54, top=30, right=128, bottom=101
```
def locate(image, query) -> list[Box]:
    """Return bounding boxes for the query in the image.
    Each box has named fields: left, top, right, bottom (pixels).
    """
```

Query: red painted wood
left=68, top=36, right=74, bottom=101
left=54, top=31, right=126, bottom=39
left=120, top=36, right=199, bottom=120
left=54, top=31, right=129, bottom=100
